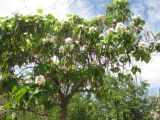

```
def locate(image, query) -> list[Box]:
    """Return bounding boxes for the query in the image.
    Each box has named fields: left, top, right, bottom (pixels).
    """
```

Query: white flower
left=106, top=28, right=115, bottom=34
left=80, top=46, right=85, bottom=52
left=138, top=41, right=149, bottom=49
left=23, top=32, right=28, bottom=35
left=35, top=75, right=46, bottom=85
left=132, top=15, right=140, bottom=20
left=78, top=24, right=85, bottom=28
left=51, top=55, right=59, bottom=64
left=99, top=33, right=105, bottom=39
left=65, top=37, right=73, bottom=43
left=75, top=40, right=79, bottom=44
left=89, top=26, right=97, bottom=33
left=115, top=22, right=126, bottom=31
left=113, top=19, right=116, bottom=22
left=26, top=39, right=30, bottom=43
left=0, top=106, right=3, bottom=110
left=22, top=75, right=33, bottom=84
left=25, top=79, right=33, bottom=84
left=102, top=45, right=106, bottom=49
left=42, top=36, right=56, bottom=43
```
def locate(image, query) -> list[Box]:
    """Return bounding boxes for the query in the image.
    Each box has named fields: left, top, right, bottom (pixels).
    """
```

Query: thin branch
left=15, top=66, right=34, bottom=77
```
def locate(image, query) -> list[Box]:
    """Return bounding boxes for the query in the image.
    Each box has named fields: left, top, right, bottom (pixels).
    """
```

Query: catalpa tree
left=0, top=0, right=159, bottom=120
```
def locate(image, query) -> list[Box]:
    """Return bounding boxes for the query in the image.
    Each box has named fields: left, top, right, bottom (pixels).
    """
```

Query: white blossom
left=99, top=33, right=105, bottom=38
left=25, top=79, right=33, bottom=84
left=80, top=46, right=85, bottom=52
left=75, top=40, right=79, bottom=44
left=26, top=39, right=30, bottom=43
left=42, top=36, right=56, bottom=43
left=138, top=41, right=150, bottom=49
left=65, top=37, right=73, bottom=43
left=106, top=28, right=115, bottom=34
left=35, top=75, right=46, bottom=85
left=89, top=26, right=97, bottom=33
left=113, top=19, right=116, bottom=22
left=51, top=55, right=59, bottom=64
left=115, top=22, right=127, bottom=31
left=132, top=15, right=140, bottom=20
left=22, top=75, right=33, bottom=84
left=0, top=106, right=3, bottom=110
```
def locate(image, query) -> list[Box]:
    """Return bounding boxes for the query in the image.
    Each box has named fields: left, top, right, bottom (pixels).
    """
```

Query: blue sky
left=0, top=0, right=160, bottom=94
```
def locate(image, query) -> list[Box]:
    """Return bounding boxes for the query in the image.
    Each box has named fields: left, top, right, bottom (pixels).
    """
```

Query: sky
left=0, top=0, right=160, bottom=94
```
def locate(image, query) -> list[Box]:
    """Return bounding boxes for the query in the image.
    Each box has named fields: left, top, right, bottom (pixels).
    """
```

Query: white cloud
left=131, top=2, right=145, bottom=19
left=131, top=0, right=160, bottom=93
left=0, top=0, right=75, bottom=20
left=131, top=0, right=160, bottom=32
left=136, top=55, right=160, bottom=89
left=69, top=0, right=96, bottom=19
left=0, top=0, right=97, bottom=20
left=143, top=0, right=160, bottom=32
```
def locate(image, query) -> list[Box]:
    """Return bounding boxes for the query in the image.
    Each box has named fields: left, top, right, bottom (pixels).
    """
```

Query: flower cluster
left=80, top=46, right=85, bottom=52
left=138, top=41, right=149, bottom=49
left=42, top=35, right=57, bottom=43
left=115, top=22, right=127, bottom=31
left=51, top=55, right=59, bottom=64
left=22, top=75, right=33, bottom=84
left=65, top=37, right=73, bottom=44
left=35, top=75, right=46, bottom=86
left=89, top=26, right=97, bottom=33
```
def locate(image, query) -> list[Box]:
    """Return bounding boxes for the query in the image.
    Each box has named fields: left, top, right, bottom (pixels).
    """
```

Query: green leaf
left=37, top=9, right=43, bottom=14
left=140, top=20, right=145, bottom=25
left=3, top=102, right=12, bottom=109
left=131, top=66, right=141, bottom=74
left=67, top=14, right=73, bottom=18
left=15, top=87, right=28, bottom=101
left=12, top=85, right=18, bottom=93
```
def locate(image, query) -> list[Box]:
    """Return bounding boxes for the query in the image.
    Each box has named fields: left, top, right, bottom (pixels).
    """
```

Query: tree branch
left=15, top=66, right=34, bottom=77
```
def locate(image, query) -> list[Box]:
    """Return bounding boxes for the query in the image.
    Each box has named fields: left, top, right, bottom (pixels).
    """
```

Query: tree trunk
left=60, top=99, right=68, bottom=120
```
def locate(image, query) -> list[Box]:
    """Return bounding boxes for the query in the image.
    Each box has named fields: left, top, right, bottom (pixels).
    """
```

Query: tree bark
left=60, top=99, right=68, bottom=120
